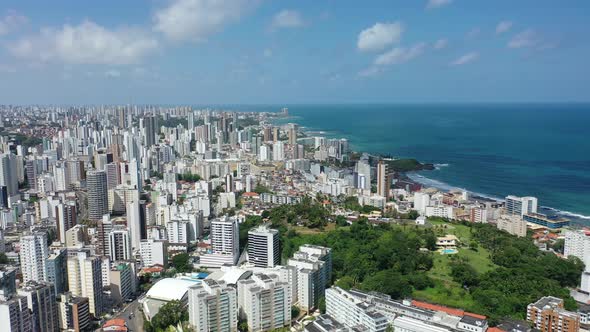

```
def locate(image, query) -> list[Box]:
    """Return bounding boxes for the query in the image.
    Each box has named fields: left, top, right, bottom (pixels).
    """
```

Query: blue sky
left=0, top=0, right=588, bottom=104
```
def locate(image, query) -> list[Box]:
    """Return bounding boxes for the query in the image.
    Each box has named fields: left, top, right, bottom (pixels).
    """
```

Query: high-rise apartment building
left=527, top=296, right=580, bottom=332
left=376, top=160, right=388, bottom=198
left=108, top=226, right=132, bottom=261
left=0, top=153, right=18, bottom=197
left=188, top=279, right=238, bottom=332
left=287, top=244, right=332, bottom=311
left=237, top=273, right=291, bottom=332
left=17, top=281, right=59, bottom=332
left=272, top=141, right=284, bottom=161
left=505, top=195, right=538, bottom=216
left=46, top=249, right=67, bottom=296
left=139, top=239, right=168, bottom=267
left=87, top=170, right=108, bottom=221
left=325, top=287, right=389, bottom=332
left=248, top=225, right=280, bottom=268
left=200, top=216, right=239, bottom=267
left=67, top=251, right=104, bottom=317
left=19, top=232, right=48, bottom=283
left=57, top=293, right=90, bottom=332
left=0, top=266, right=33, bottom=332
left=55, top=201, right=77, bottom=243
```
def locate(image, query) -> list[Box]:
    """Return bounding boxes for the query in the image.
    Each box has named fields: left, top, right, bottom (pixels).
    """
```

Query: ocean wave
left=434, top=163, right=450, bottom=170
left=540, top=206, right=590, bottom=220
left=407, top=173, right=501, bottom=201
left=406, top=173, right=457, bottom=192
left=555, top=210, right=590, bottom=220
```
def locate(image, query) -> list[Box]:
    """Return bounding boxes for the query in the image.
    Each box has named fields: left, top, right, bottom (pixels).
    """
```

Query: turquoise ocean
left=228, top=104, right=590, bottom=224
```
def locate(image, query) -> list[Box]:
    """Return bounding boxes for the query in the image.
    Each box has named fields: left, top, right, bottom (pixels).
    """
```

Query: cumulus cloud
left=508, top=29, right=539, bottom=48
left=357, top=22, right=404, bottom=52
left=433, top=39, right=448, bottom=50
left=496, top=21, right=513, bottom=35
left=9, top=20, right=158, bottom=65
left=270, top=10, right=305, bottom=30
left=450, top=52, right=479, bottom=65
left=154, top=0, right=253, bottom=42
left=426, top=0, right=453, bottom=9
left=0, top=11, right=28, bottom=35
left=374, top=43, right=427, bottom=66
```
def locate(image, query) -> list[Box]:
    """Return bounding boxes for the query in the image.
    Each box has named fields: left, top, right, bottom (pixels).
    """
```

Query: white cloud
left=357, top=22, right=404, bottom=52
left=271, top=10, right=305, bottom=30
left=0, top=11, right=28, bottom=35
left=9, top=20, right=158, bottom=65
left=508, top=29, right=538, bottom=48
left=359, top=42, right=427, bottom=77
left=154, top=0, right=253, bottom=42
left=427, top=0, right=453, bottom=9
left=433, top=39, right=448, bottom=50
left=374, top=43, right=427, bottom=66
left=105, top=69, right=121, bottom=78
left=496, top=21, right=513, bottom=34
left=450, top=52, right=479, bottom=65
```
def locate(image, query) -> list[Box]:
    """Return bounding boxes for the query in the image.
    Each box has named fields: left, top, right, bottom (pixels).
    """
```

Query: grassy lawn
left=413, top=279, right=478, bottom=311
left=413, top=219, right=496, bottom=310
left=290, top=222, right=337, bottom=235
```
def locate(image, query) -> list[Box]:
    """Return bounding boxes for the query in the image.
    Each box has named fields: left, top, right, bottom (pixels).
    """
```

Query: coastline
left=273, top=112, right=590, bottom=225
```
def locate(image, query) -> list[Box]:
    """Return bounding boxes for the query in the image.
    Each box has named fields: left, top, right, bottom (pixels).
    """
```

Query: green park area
left=243, top=200, right=584, bottom=324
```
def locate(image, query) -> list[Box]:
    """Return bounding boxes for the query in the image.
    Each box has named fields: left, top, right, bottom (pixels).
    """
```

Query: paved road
left=113, top=299, right=144, bottom=332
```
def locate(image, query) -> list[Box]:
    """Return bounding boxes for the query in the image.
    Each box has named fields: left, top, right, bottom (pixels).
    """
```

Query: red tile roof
left=487, top=328, right=505, bottom=332
left=411, top=300, right=487, bottom=320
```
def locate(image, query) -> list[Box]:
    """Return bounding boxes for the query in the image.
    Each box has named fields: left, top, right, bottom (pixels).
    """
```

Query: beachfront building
left=523, top=213, right=570, bottom=230
left=505, top=195, right=538, bottom=216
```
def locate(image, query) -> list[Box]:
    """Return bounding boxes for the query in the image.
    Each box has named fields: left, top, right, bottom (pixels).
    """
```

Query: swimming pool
left=441, top=249, right=458, bottom=255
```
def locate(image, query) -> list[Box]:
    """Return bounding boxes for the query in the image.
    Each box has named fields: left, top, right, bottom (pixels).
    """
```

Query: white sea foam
left=554, top=210, right=590, bottom=220
left=409, top=173, right=590, bottom=220
left=434, top=163, right=449, bottom=168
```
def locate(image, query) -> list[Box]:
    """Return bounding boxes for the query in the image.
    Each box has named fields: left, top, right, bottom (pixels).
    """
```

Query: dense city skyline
left=0, top=0, right=589, bottom=104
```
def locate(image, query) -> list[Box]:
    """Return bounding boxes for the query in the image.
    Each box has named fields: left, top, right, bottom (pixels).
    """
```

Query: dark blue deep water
left=230, top=104, right=590, bottom=222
